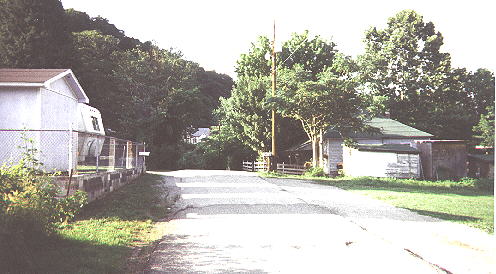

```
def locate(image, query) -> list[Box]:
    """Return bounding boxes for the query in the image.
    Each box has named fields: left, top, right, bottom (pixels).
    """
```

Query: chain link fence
left=0, top=129, right=145, bottom=174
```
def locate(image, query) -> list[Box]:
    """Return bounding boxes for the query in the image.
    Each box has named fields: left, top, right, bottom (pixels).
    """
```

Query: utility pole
left=270, top=20, right=277, bottom=171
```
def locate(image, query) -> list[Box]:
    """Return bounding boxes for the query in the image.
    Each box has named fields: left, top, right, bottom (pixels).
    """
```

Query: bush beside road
left=1, top=173, right=172, bottom=273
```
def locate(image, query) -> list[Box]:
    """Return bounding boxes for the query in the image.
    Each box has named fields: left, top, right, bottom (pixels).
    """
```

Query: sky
left=61, top=0, right=495, bottom=78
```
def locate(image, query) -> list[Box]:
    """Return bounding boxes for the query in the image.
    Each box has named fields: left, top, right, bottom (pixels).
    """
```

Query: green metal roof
left=324, top=117, right=433, bottom=139
left=356, top=144, right=419, bottom=154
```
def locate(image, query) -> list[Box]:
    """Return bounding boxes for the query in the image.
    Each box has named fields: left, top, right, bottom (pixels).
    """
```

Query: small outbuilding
left=283, top=140, right=312, bottom=165
left=0, top=69, right=91, bottom=171
left=323, top=117, right=433, bottom=176
left=343, top=144, right=420, bottom=178
left=415, top=140, right=467, bottom=180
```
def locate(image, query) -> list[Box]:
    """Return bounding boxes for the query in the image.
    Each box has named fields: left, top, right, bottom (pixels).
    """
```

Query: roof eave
left=326, top=135, right=432, bottom=140
left=0, top=82, right=44, bottom=87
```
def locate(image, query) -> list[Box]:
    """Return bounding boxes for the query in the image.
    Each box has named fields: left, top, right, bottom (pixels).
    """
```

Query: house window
left=91, top=116, right=100, bottom=131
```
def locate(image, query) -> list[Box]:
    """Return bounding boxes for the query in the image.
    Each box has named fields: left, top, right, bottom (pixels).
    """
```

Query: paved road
left=146, top=170, right=495, bottom=273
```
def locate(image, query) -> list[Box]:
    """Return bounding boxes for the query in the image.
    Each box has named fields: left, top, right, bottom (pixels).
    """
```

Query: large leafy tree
left=219, top=31, right=352, bottom=166
left=65, top=9, right=141, bottom=51
left=0, top=0, right=72, bottom=68
left=466, top=68, right=495, bottom=118
left=70, top=30, right=122, bottom=131
left=219, top=76, right=272, bottom=153
left=424, top=68, right=476, bottom=139
left=473, top=106, right=495, bottom=148
left=222, top=32, right=337, bottom=157
left=235, top=36, right=272, bottom=78
left=280, top=30, right=337, bottom=77
left=359, top=10, right=452, bottom=128
left=196, top=70, right=234, bottom=125
left=359, top=9, right=495, bottom=141
left=112, top=47, right=208, bottom=168
left=276, top=54, right=363, bottom=167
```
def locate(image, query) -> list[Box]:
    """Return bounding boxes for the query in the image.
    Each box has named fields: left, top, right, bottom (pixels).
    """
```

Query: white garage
left=0, top=69, right=92, bottom=171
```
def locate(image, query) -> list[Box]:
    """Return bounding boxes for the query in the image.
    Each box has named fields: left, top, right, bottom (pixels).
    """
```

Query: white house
left=186, top=127, right=211, bottom=144
left=322, top=117, right=433, bottom=177
left=0, top=69, right=97, bottom=171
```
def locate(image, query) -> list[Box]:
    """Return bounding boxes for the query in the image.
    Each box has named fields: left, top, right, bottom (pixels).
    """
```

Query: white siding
left=0, top=86, right=41, bottom=129
left=327, top=139, right=343, bottom=174
left=41, top=78, right=79, bottom=129
left=0, top=79, right=80, bottom=171
left=343, top=147, right=420, bottom=178
left=39, top=78, right=79, bottom=171
left=324, top=137, right=431, bottom=175
left=0, top=87, right=42, bottom=168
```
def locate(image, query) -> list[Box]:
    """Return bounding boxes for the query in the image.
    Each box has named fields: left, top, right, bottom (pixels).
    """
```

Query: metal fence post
left=96, top=147, right=99, bottom=173
left=126, top=141, right=132, bottom=169
left=109, top=138, right=116, bottom=171
left=135, top=142, right=138, bottom=169
left=68, top=125, right=73, bottom=173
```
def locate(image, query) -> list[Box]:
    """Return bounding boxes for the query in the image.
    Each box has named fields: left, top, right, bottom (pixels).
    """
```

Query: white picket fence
left=242, top=161, right=306, bottom=175
left=242, top=161, right=268, bottom=172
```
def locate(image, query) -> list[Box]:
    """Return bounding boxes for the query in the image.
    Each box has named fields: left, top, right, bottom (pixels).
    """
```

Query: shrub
left=0, top=136, right=88, bottom=271
left=304, top=167, right=325, bottom=177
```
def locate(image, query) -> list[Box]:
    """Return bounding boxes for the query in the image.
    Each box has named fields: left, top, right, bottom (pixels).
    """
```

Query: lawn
left=26, top=173, right=171, bottom=273
left=262, top=172, right=494, bottom=234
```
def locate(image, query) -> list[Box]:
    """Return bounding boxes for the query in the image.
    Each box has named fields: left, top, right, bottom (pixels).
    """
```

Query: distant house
left=0, top=69, right=92, bottom=171
left=322, top=117, right=433, bottom=177
left=185, top=128, right=211, bottom=144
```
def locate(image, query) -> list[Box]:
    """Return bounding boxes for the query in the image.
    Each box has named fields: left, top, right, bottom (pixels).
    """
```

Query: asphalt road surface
left=146, top=170, right=495, bottom=274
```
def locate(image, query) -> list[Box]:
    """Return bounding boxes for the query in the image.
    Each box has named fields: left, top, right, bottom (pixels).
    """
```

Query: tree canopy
left=0, top=2, right=494, bottom=171
left=219, top=31, right=360, bottom=168
left=359, top=9, right=494, bottom=141
left=0, top=0, right=234, bottom=169
left=0, top=0, right=71, bottom=68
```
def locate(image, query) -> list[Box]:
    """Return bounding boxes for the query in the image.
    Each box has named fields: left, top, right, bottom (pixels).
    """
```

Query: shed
left=343, top=144, right=420, bottom=178
left=283, top=140, right=312, bottom=165
left=0, top=69, right=90, bottom=171
left=415, top=140, right=467, bottom=180
left=323, top=117, right=433, bottom=176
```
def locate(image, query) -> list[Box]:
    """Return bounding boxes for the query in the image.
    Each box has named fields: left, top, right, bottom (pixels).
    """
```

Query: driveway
left=146, top=170, right=495, bottom=273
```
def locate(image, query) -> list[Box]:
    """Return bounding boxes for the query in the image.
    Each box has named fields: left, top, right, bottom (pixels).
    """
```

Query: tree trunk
left=318, top=130, right=324, bottom=168
left=312, top=136, right=319, bottom=168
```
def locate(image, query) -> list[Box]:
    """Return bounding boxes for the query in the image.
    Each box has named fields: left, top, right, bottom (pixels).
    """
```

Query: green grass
left=26, top=173, right=171, bottom=273
left=261, top=172, right=494, bottom=233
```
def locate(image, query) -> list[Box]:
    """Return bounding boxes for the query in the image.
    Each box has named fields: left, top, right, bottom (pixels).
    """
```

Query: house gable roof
left=0, top=69, right=89, bottom=103
left=191, top=128, right=211, bottom=138
left=324, top=117, right=433, bottom=139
